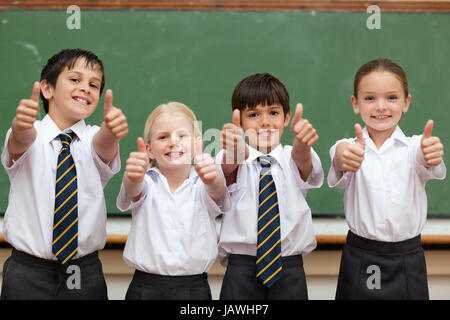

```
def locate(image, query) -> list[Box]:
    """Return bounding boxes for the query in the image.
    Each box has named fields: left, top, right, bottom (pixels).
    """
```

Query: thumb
left=292, top=103, right=303, bottom=125
left=137, top=137, right=145, bottom=153
left=422, top=119, right=434, bottom=139
left=104, top=89, right=113, bottom=117
left=355, top=123, right=364, bottom=146
left=30, top=81, right=40, bottom=102
left=232, top=109, right=241, bottom=128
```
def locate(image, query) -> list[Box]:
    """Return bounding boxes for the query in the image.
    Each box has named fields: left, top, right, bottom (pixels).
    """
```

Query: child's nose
left=79, top=81, right=90, bottom=93
left=169, top=133, right=180, bottom=145
left=260, top=113, right=270, bottom=127
left=375, top=99, right=387, bottom=111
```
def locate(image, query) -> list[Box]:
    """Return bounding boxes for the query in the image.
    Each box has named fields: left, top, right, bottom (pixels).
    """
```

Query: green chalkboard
left=0, top=10, right=449, bottom=216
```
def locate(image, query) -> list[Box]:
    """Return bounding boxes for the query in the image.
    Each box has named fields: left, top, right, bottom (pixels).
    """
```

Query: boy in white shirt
left=328, top=58, right=446, bottom=299
left=1, top=48, right=128, bottom=299
left=218, top=73, right=323, bottom=299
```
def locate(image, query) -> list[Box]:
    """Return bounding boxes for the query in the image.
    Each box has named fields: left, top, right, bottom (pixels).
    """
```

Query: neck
left=367, top=126, right=397, bottom=149
left=48, top=111, right=78, bottom=131
left=158, top=164, right=191, bottom=193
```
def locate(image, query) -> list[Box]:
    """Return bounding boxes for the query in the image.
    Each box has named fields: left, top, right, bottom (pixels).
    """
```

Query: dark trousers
left=336, top=230, right=429, bottom=300
left=125, top=270, right=212, bottom=300
left=220, top=254, right=308, bottom=300
left=1, top=248, right=108, bottom=300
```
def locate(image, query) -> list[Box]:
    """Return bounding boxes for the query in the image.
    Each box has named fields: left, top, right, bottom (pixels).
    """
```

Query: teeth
left=374, top=116, right=389, bottom=119
left=74, top=97, right=88, bottom=104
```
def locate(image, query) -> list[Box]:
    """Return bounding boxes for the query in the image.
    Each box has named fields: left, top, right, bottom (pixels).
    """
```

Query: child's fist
left=221, top=109, right=246, bottom=163
left=335, top=124, right=365, bottom=172
left=194, top=153, right=218, bottom=185
left=125, top=137, right=149, bottom=183
left=103, top=89, right=128, bottom=139
left=420, top=120, right=444, bottom=167
left=13, top=82, right=40, bottom=130
left=290, top=103, right=318, bottom=147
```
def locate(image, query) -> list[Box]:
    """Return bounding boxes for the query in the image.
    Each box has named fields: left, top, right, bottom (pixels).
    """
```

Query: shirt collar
left=246, top=144, right=283, bottom=166
left=147, top=165, right=199, bottom=181
left=41, top=114, right=86, bottom=143
left=362, top=125, right=408, bottom=146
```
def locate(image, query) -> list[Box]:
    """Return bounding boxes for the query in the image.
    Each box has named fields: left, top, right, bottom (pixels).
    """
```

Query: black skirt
left=336, top=230, right=429, bottom=300
left=125, top=270, right=212, bottom=300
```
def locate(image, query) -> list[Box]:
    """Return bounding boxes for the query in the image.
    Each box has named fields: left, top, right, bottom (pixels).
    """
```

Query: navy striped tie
left=256, top=155, right=282, bottom=287
left=52, top=131, right=78, bottom=264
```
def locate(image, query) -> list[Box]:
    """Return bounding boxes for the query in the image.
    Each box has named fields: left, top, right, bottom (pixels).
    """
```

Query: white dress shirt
left=216, top=144, right=323, bottom=266
left=117, top=166, right=231, bottom=275
left=328, top=126, right=446, bottom=242
left=1, top=114, right=120, bottom=260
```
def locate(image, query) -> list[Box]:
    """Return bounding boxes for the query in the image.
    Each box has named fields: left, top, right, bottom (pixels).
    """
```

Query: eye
left=270, top=110, right=280, bottom=116
left=70, top=78, right=79, bottom=83
left=248, top=112, right=258, bottom=118
left=159, top=135, right=167, bottom=140
left=90, top=83, right=99, bottom=89
left=364, top=96, right=375, bottom=101
left=388, top=95, right=398, bottom=101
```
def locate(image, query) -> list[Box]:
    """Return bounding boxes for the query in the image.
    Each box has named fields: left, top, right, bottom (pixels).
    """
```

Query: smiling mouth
left=165, top=151, right=184, bottom=158
left=258, top=130, right=276, bottom=137
left=73, top=96, right=91, bottom=105
left=371, top=115, right=391, bottom=120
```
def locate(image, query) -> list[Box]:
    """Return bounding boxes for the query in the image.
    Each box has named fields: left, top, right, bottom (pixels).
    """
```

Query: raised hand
left=125, top=137, right=150, bottom=184
left=13, top=81, right=40, bottom=130
left=419, top=120, right=444, bottom=167
left=194, top=153, right=219, bottom=185
left=221, top=109, right=247, bottom=163
left=290, top=103, right=318, bottom=147
left=103, top=89, right=128, bottom=140
left=334, top=123, right=365, bottom=172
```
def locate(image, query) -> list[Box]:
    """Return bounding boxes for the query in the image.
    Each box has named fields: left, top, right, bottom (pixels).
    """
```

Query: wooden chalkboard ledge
left=1, top=0, right=450, bottom=12
left=1, top=234, right=450, bottom=249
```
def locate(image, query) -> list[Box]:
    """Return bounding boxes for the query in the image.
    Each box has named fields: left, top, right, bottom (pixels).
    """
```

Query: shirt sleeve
left=289, top=146, right=324, bottom=190
left=89, top=128, right=121, bottom=187
left=116, top=179, right=149, bottom=212
left=327, top=138, right=355, bottom=189
left=1, top=127, right=35, bottom=178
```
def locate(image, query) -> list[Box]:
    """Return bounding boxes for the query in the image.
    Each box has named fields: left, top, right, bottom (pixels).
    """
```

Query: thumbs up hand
left=333, top=123, right=365, bottom=172
left=13, top=81, right=41, bottom=130
left=125, top=137, right=150, bottom=184
left=194, top=153, right=218, bottom=185
left=8, top=82, right=41, bottom=162
left=418, top=120, right=444, bottom=167
left=290, top=103, right=318, bottom=147
left=102, top=89, right=128, bottom=140
left=221, top=109, right=248, bottom=164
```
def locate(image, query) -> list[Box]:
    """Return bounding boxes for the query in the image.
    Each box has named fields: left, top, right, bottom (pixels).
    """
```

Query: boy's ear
left=351, top=95, right=360, bottom=114
left=194, top=136, right=203, bottom=155
left=40, top=79, right=54, bottom=100
left=284, top=110, right=292, bottom=127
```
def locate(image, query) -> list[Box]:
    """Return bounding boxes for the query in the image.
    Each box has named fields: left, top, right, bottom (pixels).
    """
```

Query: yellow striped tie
left=52, top=132, right=78, bottom=264
left=256, top=155, right=282, bottom=287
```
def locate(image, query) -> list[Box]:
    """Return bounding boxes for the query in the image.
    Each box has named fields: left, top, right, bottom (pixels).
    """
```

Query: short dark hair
left=231, top=73, right=290, bottom=118
left=40, top=48, right=105, bottom=113
left=354, top=57, right=408, bottom=98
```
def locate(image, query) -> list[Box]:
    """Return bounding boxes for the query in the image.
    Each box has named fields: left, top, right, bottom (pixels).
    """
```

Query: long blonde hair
left=144, top=102, right=201, bottom=167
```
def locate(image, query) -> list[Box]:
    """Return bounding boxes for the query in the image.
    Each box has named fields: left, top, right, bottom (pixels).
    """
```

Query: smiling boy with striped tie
left=1, top=49, right=128, bottom=299
left=218, top=73, right=323, bottom=299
